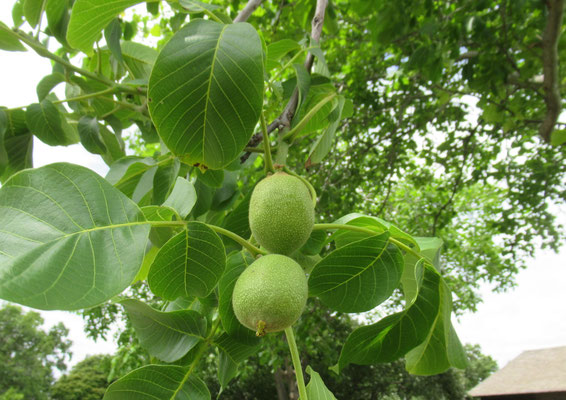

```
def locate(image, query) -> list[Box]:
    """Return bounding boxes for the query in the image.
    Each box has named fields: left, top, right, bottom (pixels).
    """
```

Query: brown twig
left=539, top=0, right=565, bottom=142
left=240, top=0, right=329, bottom=163
left=234, top=0, right=265, bottom=23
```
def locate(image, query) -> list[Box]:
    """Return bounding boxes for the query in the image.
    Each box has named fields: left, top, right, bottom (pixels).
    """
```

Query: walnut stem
left=241, top=0, right=329, bottom=163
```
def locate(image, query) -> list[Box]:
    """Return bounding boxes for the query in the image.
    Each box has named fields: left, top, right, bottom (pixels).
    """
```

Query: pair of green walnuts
left=232, top=172, right=314, bottom=336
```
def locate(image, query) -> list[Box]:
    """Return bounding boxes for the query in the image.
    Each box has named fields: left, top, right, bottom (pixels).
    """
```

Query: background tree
left=50, top=355, right=113, bottom=400
left=0, top=304, right=72, bottom=400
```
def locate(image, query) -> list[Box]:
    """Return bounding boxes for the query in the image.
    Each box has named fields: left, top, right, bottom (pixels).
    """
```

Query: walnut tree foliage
left=0, top=0, right=564, bottom=399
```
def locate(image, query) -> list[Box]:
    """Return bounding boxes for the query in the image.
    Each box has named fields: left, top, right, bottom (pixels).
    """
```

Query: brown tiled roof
left=469, top=346, right=566, bottom=396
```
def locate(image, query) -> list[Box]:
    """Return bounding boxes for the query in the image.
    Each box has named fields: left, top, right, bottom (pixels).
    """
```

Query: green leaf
left=218, top=252, right=259, bottom=343
left=99, top=125, right=125, bottom=164
left=222, top=190, right=252, bottom=241
left=0, top=163, right=150, bottom=310
left=309, top=232, right=403, bottom=313
left=305, top=366, right=337, bottom=400
left=1, top=109, right=33, bottom=183
left=104, top=365, right=210, bottom=400
left=45, top=0, right=70, bottom=46
left=162, top=177, right=197, bottom=219
left=213, top=333, right=261, bottom=364
left=121, top=299, right=207, bottom=362
left=401, top=237, right=442, bottom=303
left=78, top=116, right=107, bottom=155
left=196, top=168, right=224, bottom=188
left=153, top=159, right=181, bottom=205
left=148, top=222, right=226, bottom=300
left=0, top=109, right=9, bottom=175
left=294, top=63, right=311, bottom=112
left=12, top=0, right=25, bottom=27
left=141, top=205, right=181, bottom=247
left=148, top=20, right=264, bottom=169
left=217, top=349, right=238, bottom=392
left=307, top=96, right=345, bottom=165
left=0, top=22, right=26, bottom=52
left=0, top=133, right=33, bottom=183
left=266, top=39, right=301, bottom=71
left=26, top=99, right=72, bottom=146
left=134, top=245, right=159, bottom=282
left=335, top=265, right=441, bottom=372
left=36, top=73, right=66, bottom=101
left=121, top=41, right=158, bottom=80
left=104, top=18, right=123, bottom=64
left=550, top=129, right=566, bottom=146
left=178, top=0, right=221, bottom=12
left=192, top=178, right=214, bottom=217
left=23, top=0, right=46, bottom=28
left=106, top=157, right=157, bottom=198
left=67, top=0, right=145, bottom=54
left=405, top=280, right=467, bottom=375
left=300, top=230, right=327, bottom=256
left=330, top=213, right=418, bottom=250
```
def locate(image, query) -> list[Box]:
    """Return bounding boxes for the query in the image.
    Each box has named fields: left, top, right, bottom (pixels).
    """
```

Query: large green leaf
left=26, top=99, right=76, bottom=146
left=148, top=222, right=226, bottom=300
left=148, top=19, right=264, bottom=169
left=309, top=232, right=403, bottom=313
left=67, top=0, right=148, bottom=54
left=405, top=280, right=467, bottom=375
left=0, top=163, right=150, bottom=310
left=335, top=265, right=441, bottom=372
left=305, top=366, right=337, bottom=400
left=104, top=365, right=210, bottom=400
left=121, top=299, right=207, bottom=363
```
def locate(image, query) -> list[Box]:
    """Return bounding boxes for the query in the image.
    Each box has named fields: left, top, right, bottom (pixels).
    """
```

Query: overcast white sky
left=0, top=4, right=564, bottom=372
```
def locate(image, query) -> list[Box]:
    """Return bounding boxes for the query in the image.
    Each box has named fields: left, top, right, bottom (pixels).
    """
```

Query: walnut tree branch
left=539, top=0, right=565, bottom=142
left=234, top=0, right=265, bottom=23
left=241, top=0, right=328, bottom=163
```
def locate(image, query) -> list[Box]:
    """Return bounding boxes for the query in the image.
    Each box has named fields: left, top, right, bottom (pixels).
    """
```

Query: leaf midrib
left=202, top=24, right=229, bottom=165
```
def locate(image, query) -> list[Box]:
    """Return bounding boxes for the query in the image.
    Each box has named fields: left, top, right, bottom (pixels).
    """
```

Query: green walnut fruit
left=249, top=172, right=314, bottom=255
left=232, top=254, right=308, bottom=336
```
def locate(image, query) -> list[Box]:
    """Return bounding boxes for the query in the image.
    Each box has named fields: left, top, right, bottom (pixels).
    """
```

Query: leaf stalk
left=285, top=326, right=308, bottom=400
